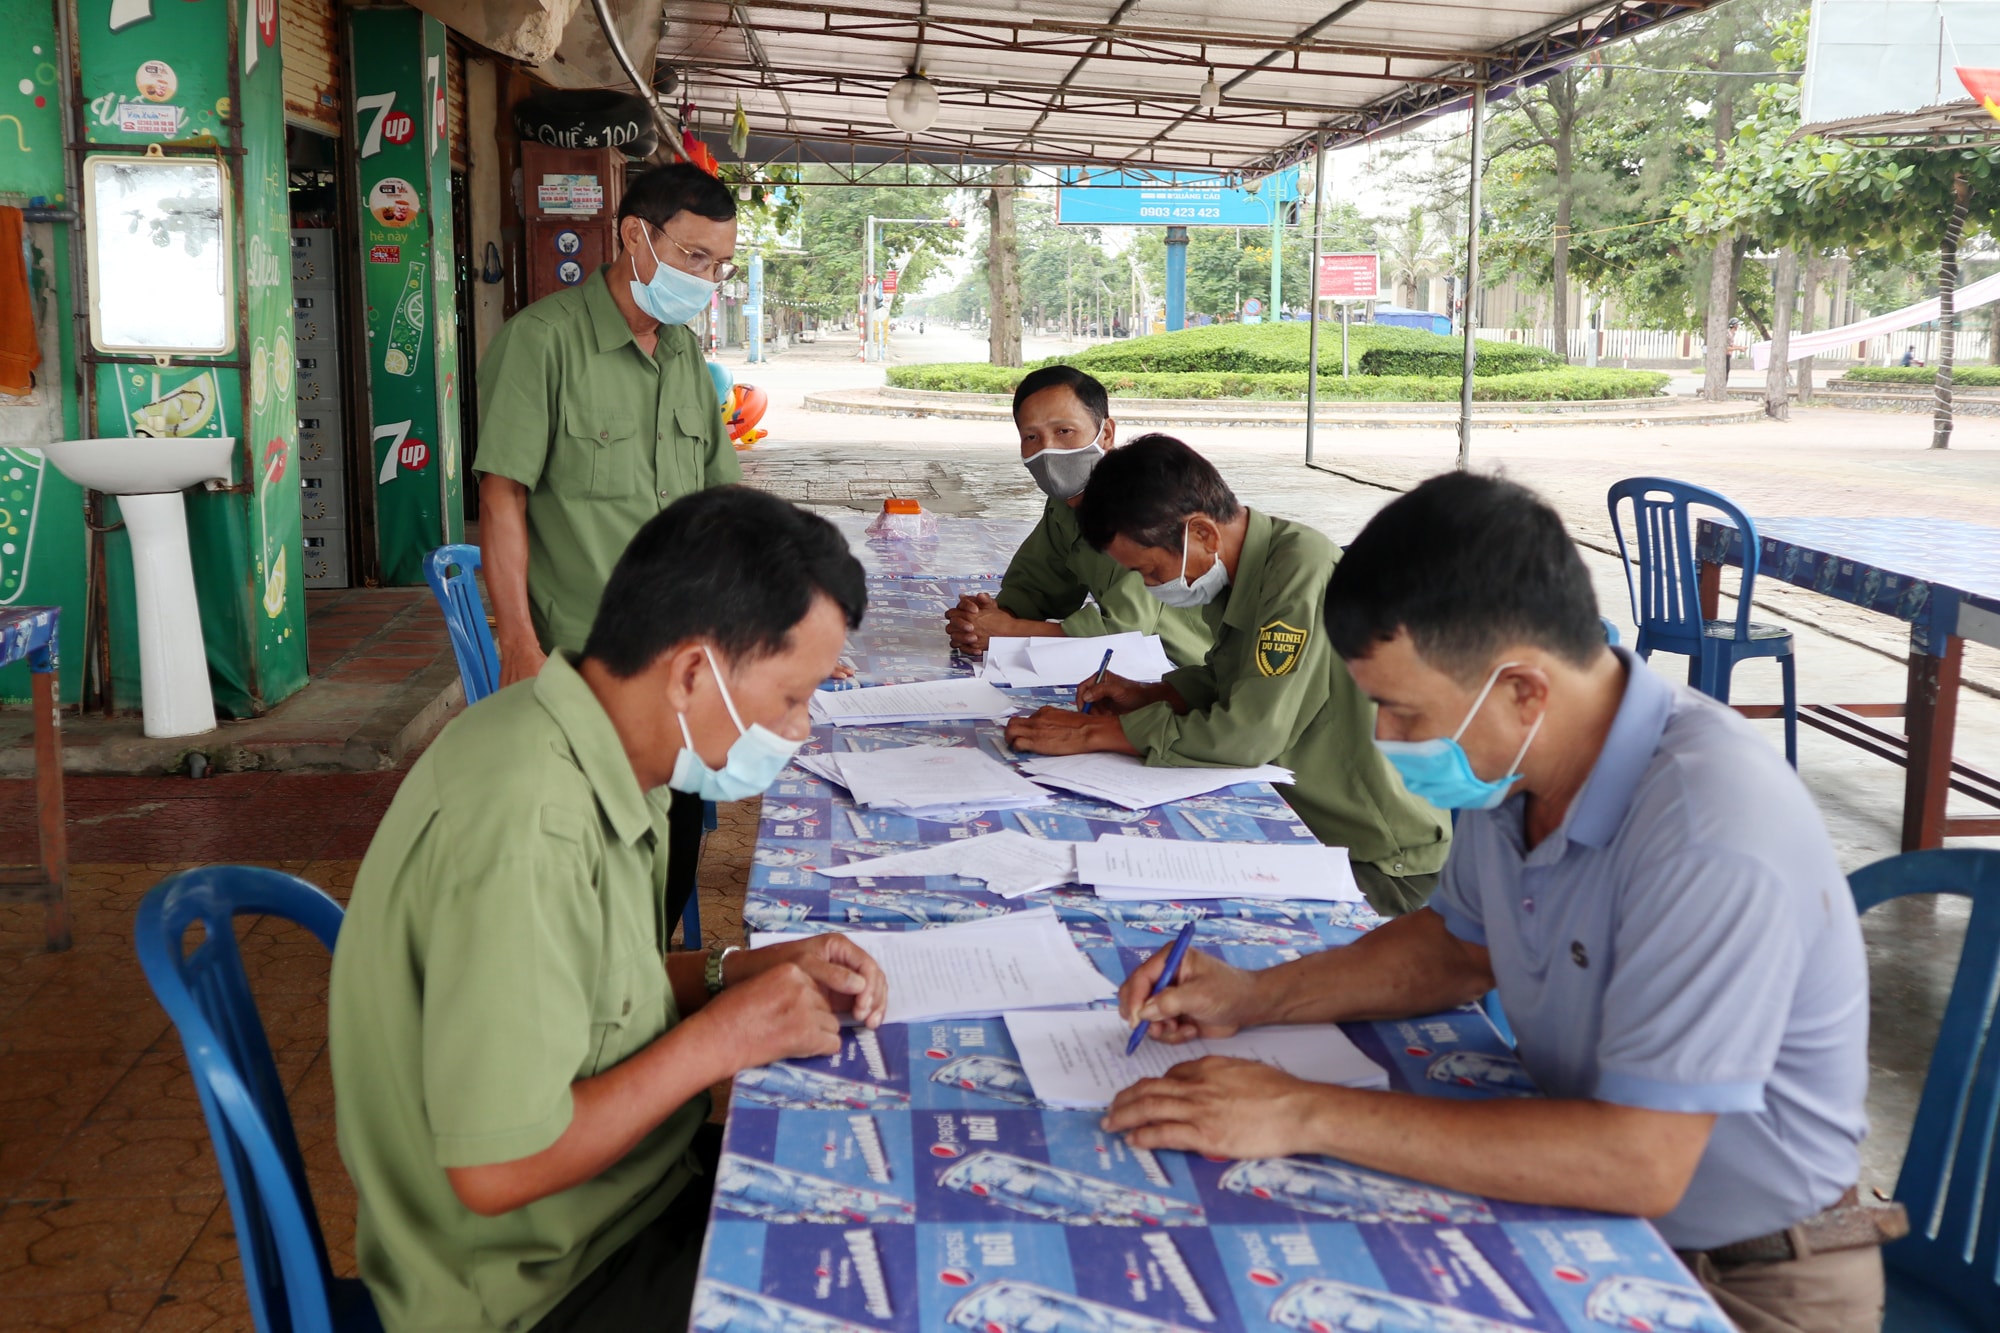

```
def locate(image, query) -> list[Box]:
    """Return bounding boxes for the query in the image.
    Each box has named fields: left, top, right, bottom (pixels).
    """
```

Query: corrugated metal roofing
left=659, top=0, right=1723, bottom=177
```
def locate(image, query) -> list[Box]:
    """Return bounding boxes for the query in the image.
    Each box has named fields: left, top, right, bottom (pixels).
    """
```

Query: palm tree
left=1377, top=206, right=1446, bottom=308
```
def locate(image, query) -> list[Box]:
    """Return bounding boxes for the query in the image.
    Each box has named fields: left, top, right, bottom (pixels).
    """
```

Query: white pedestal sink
left=37, top=437, right=235, bottom=739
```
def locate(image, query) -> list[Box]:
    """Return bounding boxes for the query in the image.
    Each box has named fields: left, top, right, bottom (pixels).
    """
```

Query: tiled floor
left=0, top=768, right=756, bottom=1332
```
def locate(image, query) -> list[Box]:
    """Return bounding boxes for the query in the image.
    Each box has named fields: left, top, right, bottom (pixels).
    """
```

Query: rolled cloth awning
left=1753, top=270, right=2000, bottom=368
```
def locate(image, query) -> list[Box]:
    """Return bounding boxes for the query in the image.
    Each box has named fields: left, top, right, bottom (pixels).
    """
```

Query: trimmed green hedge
left=885, top=363, right=1668, bottom=403
left=1841, top=365, right=2000, bottom=386
left=1025, top=320, right=1559, bottom=378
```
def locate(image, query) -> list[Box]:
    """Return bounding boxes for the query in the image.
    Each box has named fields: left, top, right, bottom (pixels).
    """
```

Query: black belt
left=1685, top=1186, right=1909, bottom=1268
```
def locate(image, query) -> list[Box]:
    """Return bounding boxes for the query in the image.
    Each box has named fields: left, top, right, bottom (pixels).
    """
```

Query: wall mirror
left=84, top=154, right=234, bottom=356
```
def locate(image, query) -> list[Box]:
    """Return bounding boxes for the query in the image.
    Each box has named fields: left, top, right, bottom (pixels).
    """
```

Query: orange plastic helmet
left=727, top=382, right=769, bottom=443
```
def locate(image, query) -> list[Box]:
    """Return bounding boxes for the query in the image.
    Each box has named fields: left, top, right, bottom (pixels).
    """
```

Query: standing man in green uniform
left=476, top=162, right=742, bottom=681
left=945, top=366, right=1211, bottom=668
left=1004, top=435, right=1448, bottom=914
left=331, top=488, right=889, bottom=1333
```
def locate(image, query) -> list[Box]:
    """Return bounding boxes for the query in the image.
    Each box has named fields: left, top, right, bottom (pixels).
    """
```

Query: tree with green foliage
left=755, top=168, right=968, bottom=339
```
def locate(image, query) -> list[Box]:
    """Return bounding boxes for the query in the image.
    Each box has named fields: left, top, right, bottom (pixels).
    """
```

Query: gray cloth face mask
left=1022, top=423, right=1106, bottom=500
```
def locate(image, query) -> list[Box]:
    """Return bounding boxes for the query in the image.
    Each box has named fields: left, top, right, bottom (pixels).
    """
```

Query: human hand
left=730, top=933, right=888, bottom=1028
left=1004, top=706, right=1133, bottom=756
left=1101, top=1057, right=1334, bottom=1157
left=701, top=961, right=844, bottom=1067
left=497, top=634, right=548, bottom=689
left=1117, top=946, right=1263, bottom=1041
left=1074, top=672, right=1160, bottom=716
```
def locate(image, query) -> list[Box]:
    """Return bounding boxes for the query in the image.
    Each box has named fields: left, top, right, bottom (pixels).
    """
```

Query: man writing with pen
left=1100, top=473, right=1894, bottom=1333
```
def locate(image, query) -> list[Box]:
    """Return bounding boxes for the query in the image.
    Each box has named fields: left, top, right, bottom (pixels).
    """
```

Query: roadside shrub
left=1841, top=365, right=2000, bottom=387
left=1021, top=321, right=1559, bottom=377
left=884, top=363, right=1668, bottom=402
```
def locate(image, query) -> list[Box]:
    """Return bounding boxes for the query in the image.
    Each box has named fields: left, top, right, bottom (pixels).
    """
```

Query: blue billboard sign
left=1055, top=166, right=1301, bottom=227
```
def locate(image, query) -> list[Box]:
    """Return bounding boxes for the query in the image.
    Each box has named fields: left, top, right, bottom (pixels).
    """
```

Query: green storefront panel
left=348, top=6, right=462, bottom=587
left=0, top=0, right=86, bottom=705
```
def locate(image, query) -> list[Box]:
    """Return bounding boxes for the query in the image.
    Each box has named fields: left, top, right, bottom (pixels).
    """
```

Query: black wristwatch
left=705, top=944, right=741, bottom=996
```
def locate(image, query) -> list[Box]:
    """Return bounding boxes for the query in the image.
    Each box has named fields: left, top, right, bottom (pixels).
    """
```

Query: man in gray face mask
left=944, top=366, right=1212, bottom=668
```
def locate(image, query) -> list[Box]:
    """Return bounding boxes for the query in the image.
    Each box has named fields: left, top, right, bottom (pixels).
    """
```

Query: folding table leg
left=1902, top=633, right=1962, bottom=852
left=31, top=665, right=71, bottom=952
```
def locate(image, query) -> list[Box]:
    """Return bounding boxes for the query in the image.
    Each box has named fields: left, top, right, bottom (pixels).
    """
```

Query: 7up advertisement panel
left=348, top=7, right=461, bottom=585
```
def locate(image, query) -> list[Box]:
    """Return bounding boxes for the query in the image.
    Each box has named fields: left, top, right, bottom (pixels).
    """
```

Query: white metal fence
left=1486, top=326, right=1998, bottom=366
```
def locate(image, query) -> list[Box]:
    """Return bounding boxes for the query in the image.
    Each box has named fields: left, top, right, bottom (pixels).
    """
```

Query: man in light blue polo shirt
left=1103, top=473, right=1901, bottom=1333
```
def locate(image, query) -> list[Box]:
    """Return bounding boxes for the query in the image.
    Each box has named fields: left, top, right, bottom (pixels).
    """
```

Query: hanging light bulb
left=885, top=72, right=941, bottom=133
left=1198, top=69, right=1222, bottom=110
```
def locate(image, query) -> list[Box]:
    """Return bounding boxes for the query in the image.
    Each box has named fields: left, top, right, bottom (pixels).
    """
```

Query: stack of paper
left=816, top=830, right=1080, bottom=898
left=754, top=908, right=1116, bottom=1024
left=1020, top=753, right=1296, bottom=810
left=1003, top=1010, right=1388, bottom=1109
left=798, top=745, right=1050, bottom=823
left=979, top=632, right=1177, bottom=687
left=1074, top=836, right=1364, bottom=903
left=809, top=678, right=1019, bottom=727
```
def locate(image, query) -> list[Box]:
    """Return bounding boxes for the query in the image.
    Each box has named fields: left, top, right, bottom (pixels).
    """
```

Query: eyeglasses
left=653, top=227, right=740, bottom=283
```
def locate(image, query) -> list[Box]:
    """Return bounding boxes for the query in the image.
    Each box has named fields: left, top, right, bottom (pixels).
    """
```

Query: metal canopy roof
left=659, top=0, right=1722, bottom=181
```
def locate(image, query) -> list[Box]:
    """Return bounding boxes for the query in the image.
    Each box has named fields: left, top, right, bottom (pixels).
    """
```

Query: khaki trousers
left=1678, top=1246, right=1885, bottom=1333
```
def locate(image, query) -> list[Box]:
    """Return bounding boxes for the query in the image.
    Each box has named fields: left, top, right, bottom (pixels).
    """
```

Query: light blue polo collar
left=1566, top=647, right=1674, bottom=849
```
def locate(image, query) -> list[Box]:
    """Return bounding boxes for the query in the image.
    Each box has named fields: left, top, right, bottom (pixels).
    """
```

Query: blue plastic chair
left=134, top=867, right=381, bottom=1333
left=422, top=545, right=500, bottom=705
left=422, top=545, right=704, bottom=948
left=1606, top=478, right=1797, bottom=767
left=1849, top=849, right=2000, bottom=1331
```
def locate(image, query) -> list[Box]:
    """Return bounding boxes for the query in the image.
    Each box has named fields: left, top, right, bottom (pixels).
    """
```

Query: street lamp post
left=863, top=215, right=962, bottom=363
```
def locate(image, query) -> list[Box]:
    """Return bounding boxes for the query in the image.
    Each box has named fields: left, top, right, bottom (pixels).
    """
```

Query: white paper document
left=1075, top=836, right=1364, bottom=903
left=1019, top=753, right=1296, bottom=810
left=836, top=745, right=1049, bottom=813
left=981, top=632, right=1176, bottom=687
left=1003, top=1009, right=1388, bottom=1109
left=754, top=908, right=1116, bottom=1024
left=816, top=830, right=1080, bottom=897
left=809, top=678, right=1019, bottom=726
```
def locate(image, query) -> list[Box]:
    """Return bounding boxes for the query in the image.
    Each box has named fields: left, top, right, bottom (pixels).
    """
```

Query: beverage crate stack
left=291, top=228, right=349, bottom=588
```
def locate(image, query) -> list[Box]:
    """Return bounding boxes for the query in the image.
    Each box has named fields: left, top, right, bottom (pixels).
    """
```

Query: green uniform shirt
left=1120, top=510, right=1451, bottom=877
left=995, top=497, right=1214, bottom=668
left=474, top=267, right=741, bottom=654
left=329, top=654, right=707, bottom=1333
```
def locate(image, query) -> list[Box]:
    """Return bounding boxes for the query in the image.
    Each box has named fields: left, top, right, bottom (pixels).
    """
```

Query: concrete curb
left=804, top=387, right=1766, bottom=430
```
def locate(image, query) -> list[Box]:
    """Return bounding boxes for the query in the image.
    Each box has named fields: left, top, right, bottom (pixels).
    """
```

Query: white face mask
left=1147, top=518, right=1231, bottom=609
left=668, top=646, right=803, bottom=802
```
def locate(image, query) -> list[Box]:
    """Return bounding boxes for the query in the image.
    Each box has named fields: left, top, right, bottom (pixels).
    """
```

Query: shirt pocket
left=586, top=949, right=665, bottom=1076
left=552, top=405, right=638, bottom=500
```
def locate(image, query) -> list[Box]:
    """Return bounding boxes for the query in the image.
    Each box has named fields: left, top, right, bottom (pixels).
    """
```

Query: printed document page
left=755, top=908, right=1115, bottom=1024
left=836, top=745, right=1049, bottom=813
left=1020, top=753, right=1295, bottom=810
left=1004, top=1009, right=1388, bottom=1108
left=1024, top=633, right=1176, bottom=685
left=1075, top=837, right=1363, bottom=903
left=810, top=678, right=1018, bottom=726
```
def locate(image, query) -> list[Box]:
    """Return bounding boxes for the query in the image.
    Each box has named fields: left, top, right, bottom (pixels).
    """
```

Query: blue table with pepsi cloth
left=692, top=518, right=1731, bottom=1333
left=1695, top=515, right=2000, bottom=850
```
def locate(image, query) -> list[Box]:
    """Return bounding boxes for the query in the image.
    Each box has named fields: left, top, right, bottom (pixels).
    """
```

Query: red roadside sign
left=1318, top=253, right=1380, bottom=300
left=883, top=269, right=900, bottom=295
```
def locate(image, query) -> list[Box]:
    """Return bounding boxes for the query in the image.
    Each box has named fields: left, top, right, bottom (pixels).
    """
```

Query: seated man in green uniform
left=945, top=366, right=1211, bottom=668
left=1004, top=435, right=1449, bottom=914
left=329, top=488, right=889, bottom=1333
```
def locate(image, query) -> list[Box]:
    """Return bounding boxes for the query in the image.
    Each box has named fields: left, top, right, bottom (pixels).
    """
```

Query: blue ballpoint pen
left=1081, top=647, right=1116, bottom=716
left=1126, top=919, right=1199, bottom=1055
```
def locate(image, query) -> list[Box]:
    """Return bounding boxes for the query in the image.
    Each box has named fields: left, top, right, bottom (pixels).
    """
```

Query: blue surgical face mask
left=669, top=646, right=803, bottom=802
left=1373, top=662, right=1545, bottom=811
left=1147, top=519, right=1231, bottom=609
left=629, top=230, right=718, bottom=327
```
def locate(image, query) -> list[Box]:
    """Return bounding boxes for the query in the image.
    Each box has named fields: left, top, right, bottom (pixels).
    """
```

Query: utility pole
left=1457, top=81, right=1487, bottom=471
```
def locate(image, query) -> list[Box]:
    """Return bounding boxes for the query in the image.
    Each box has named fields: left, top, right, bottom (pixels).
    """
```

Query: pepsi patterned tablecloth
left=1695, top=515, right=2000, bottom=653
left=696, top=519, right=1731, bottom=1333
